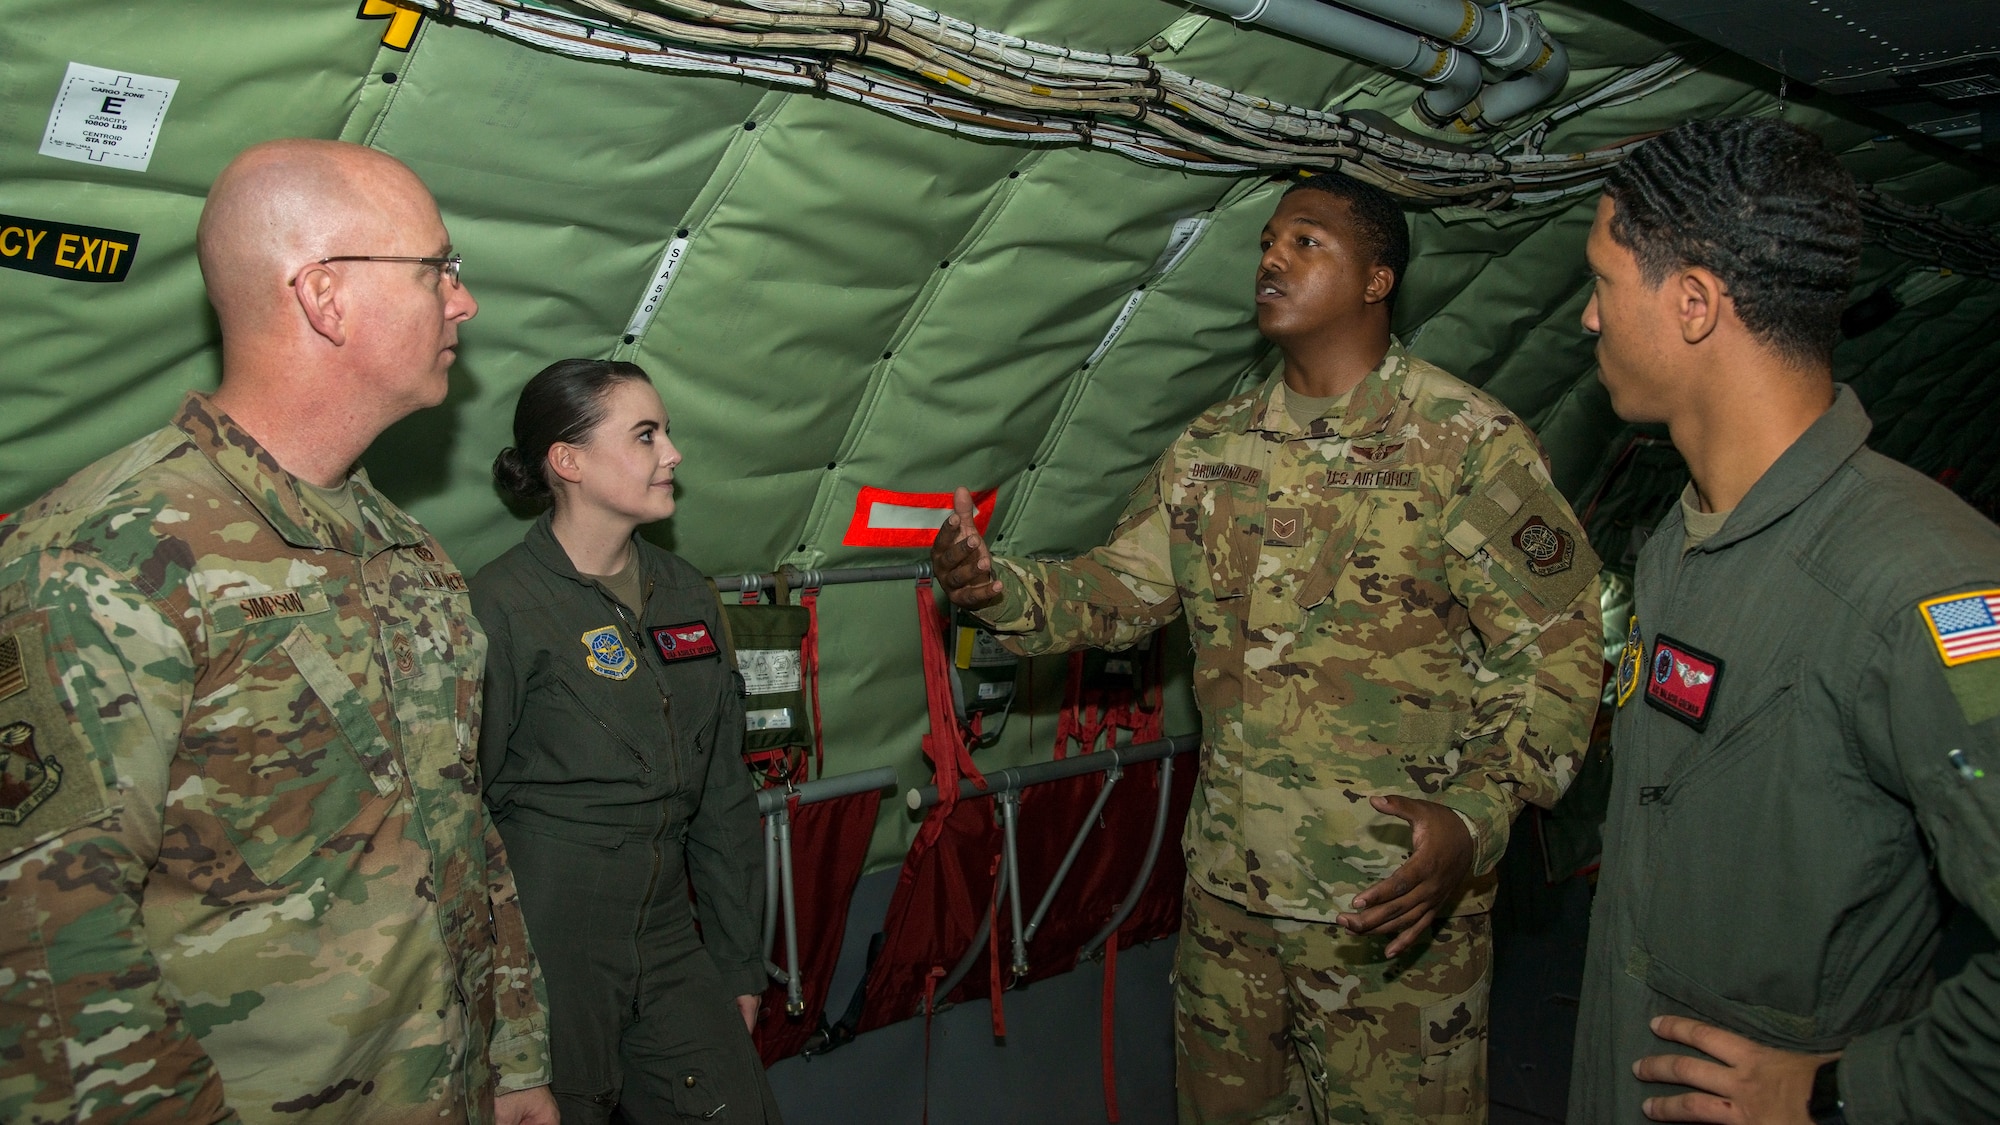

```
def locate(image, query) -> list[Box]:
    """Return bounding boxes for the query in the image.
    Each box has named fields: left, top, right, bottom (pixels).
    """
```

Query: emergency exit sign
left=39, top=62, right=179, bottom=173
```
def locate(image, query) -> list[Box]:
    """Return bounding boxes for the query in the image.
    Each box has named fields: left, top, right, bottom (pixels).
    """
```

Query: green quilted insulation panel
left=2, top=0, right=1994, bottom=868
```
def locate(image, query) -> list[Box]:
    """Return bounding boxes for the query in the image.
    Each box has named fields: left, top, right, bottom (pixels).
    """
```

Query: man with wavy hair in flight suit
left=934, top=173, right=1604, bottom=1123
left=1569, top=117, right=2000, bottom=1125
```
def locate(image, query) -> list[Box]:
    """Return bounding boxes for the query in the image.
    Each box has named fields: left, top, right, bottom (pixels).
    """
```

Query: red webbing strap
left=1104, top=641, right=1166, bottom=748
left=1101, top=932, right=1122, bottom=1123
left=1131, top=641, right=1166, bottom=744
left=1054, top=650, right=1111, bottom=759
left=921, top=964, right=947, bottom=1125
left=914, top=579, right=986, bottom=857
left=801, top=589, right=825, bottom=780
left=986, top=851, right=1007, bottom=1044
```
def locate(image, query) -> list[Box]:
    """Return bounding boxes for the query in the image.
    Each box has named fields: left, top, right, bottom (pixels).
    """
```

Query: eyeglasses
left=288, top=253, right=463, bottom=286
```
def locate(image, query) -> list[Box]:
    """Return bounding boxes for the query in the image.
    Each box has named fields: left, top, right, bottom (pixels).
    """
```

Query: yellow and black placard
left=0, top=213, right=140, bottom=283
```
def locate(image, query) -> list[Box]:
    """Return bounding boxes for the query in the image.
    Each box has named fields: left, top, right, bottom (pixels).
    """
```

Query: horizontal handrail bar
left=905, top=733, right=1198, bottom=811
left=757, top=765, right=901, bottom=816
left=714, top=562, right=933, bottom=593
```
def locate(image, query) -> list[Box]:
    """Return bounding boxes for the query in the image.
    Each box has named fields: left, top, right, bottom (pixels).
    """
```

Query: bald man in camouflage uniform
left=0, top=141, right=553, bottom=1123
left=935, top=175, right=1603, bottom=1123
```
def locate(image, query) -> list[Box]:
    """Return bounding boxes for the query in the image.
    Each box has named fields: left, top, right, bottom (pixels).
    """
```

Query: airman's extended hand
left=930, top=487, right=1003, bottom=609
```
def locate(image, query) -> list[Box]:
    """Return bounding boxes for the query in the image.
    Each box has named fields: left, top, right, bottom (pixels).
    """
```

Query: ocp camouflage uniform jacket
left=0, top=394, right=550, bottom=1123
left=980, top=343, right=1604, bottom=921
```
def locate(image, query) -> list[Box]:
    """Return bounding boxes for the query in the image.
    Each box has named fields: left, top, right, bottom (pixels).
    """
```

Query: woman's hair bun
left=492, top=446, right=549, bottom=502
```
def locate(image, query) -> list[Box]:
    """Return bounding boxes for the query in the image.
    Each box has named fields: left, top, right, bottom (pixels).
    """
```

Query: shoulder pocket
left=1445, top=460, right=1600, bottom=616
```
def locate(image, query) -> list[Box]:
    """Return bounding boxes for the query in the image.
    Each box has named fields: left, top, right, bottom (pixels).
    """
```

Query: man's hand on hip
left=495, top=1085, right=559, bottom=1125
left=1335, top=795, right=1474, bottom=957
left=930, top=487, right=1003, bottom=610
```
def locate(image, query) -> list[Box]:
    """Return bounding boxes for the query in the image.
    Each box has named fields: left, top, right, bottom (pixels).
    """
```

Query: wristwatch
left=1808, top=1058, right=1846, bottom=1125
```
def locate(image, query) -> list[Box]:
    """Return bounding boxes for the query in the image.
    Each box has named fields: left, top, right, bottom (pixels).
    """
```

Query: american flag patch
left=1919, top=590, right=2000, bottom=666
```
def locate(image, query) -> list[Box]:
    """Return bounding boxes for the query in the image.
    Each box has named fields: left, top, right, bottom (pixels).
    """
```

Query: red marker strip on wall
left=841, top=485, right=994, bottom=548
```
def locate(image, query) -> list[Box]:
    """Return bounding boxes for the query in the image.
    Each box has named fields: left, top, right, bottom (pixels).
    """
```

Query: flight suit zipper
left=604, top=576, right=677, bottom=1017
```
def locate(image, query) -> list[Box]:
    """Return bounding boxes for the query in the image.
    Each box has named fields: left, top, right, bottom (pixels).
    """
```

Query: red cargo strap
left=1101, top=933, right=1121, bottom=1123
left=801, top=588, right=825, bottom=779
left=1052, top=652, right=1104, bottom=760
left=914, top=579, right=987, bottom=853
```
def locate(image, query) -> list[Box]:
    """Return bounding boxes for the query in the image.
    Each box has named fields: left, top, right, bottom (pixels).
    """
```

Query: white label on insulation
left=746, top=707, right=794, bottom=732
left=1083, top=215, right=1213, bottom=368
left=622, top=235, right=690, bottom=339
left=737, top=648, right=803, bottom=695
left=40, top=62, right=179, bottom=173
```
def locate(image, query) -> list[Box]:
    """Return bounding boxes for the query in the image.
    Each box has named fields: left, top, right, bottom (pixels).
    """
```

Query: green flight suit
left=1570, top=387, right=2000, bottom=1123
left=979, top=343, right=1604, bottom=1120
left=474, top=514, right=777, bottom=1124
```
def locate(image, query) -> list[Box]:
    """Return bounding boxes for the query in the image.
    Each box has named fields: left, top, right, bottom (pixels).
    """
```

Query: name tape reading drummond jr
left=0, top=213, right=140, bottom=283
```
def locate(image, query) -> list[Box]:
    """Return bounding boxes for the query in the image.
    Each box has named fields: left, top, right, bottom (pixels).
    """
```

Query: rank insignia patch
left=1919, top=590, right=2000, bottom=667
left=1645, top=634, right=1723, bottom=731
left=1264, top=506, right=1306, bottom=547
left=0, top=721, right=63, bottom=826
left=1511, top=515, right=1575, bottom=577
left=651, top=622, right=720, bottom=663
left=581, top=626, right=637, bottom=680
left=1615, top=616, right=1641, bottom=708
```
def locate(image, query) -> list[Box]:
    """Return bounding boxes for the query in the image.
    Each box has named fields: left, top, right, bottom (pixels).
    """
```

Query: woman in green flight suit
left=475, top=358, right=779, bottom=1124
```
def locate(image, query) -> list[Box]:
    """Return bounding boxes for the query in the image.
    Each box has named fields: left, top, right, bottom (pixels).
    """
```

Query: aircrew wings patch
left=1920, top=590, right=2000, bottom=667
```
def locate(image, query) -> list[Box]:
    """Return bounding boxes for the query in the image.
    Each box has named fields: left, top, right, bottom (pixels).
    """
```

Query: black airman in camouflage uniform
left=937, top=174, right=1602, bottom=1123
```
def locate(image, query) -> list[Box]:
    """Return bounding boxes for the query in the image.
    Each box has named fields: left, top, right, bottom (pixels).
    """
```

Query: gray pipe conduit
left=1194, top=0, right=1568, bottom=130
left=1192, top=0, right=1481, bottom=124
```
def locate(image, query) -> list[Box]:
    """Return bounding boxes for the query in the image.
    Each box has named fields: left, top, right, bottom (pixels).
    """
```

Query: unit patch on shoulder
left=581, top=626, right=637, bottom=680
left=0, top=626, right=115, bottom=859
left=1644, top=634, right=1724, bottom=731
left=1511, top=516, right=1575, bottom=577
left=651, top=622, right=720, bottom=663
left=1920, top=590, right=2000, bottom=667
left=1615, top=616, right=1641, bottom=708
left=0, top=722, right=62, bottom=827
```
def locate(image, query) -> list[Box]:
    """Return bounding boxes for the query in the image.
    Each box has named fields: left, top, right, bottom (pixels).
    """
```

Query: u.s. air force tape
left=0, top=213, right=140, bottom=283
